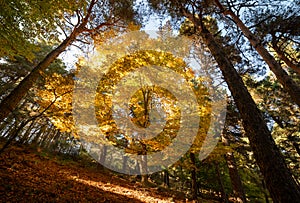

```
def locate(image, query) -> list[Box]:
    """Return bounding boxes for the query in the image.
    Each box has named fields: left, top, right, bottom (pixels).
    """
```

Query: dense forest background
left=0, top=0, right=299, bottom=202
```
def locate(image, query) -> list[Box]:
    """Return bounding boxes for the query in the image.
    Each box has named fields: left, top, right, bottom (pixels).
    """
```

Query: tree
left=0, top=45, right=75, bottom=153
left=253, top=5, right=300, bottom=75
left=0, top=0, right=86, bottom=60
left=213, top=0, right=300, bottom=106
left=0, top=0, right=138, bottom=122
left=147, top=0, right=300, bottom=201
left=245, top=73, right=300, bottom=181
left=222, top=101, right=247, bottom=203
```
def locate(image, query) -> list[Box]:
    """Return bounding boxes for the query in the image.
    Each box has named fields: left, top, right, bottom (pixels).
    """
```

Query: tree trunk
left=261, top=179, right=270, bottom=203
left=182, top=10, right=300, bottom=202
left=215, top=162, right=228, bottom=203
left=122, top=155, right=129, bottom=173
left=19, top=120, right=35, bottom=144
left=214, top=0, right=300, bottom=106
left=163, top=169, right=170, bottom=188
left=0, top=0, right=97, bottom=122
left=0, top=119, right=30, bottom=153
left=222, top=135, right=247, bottom=202
left=140, top=155, right=149, bottom=184
left=99, top=145, right=108, bottom=164
left=190, top=153, right=198, bottom=200
left=225, top=152, right=247, bottom=203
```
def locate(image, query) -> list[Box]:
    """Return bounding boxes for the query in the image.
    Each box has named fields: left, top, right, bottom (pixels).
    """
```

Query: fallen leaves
left=0, top=144, right=190, bottom=202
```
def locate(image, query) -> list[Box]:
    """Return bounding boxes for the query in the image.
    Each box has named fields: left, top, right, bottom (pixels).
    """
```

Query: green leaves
left=0, top=0, right=85, bottom=60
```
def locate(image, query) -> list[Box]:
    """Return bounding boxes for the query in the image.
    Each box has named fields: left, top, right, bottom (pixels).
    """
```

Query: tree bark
left=182, top=10, right=300, bottom=202
left=214, top=0, right=300, bottom=106
left=0, top=0, right=97, bottom=122
left=225, top=152, right=247, bottom=203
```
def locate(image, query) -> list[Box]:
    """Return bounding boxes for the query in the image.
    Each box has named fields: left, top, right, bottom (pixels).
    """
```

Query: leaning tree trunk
left=182, top=10, right=300, bottom=202
left=214, top=0, right=300, bottom=106
left=0, top=0, right=97, bottom=122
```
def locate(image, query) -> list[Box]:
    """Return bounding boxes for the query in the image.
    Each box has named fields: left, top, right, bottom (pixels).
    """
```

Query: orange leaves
left=36, top=73, right=74, bottom=133
left=0, top=144, right=187, bottom=202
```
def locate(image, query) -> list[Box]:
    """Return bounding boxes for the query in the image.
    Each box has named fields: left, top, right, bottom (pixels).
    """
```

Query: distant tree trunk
left=99, top=145, right=108, bottom=164
left=0, top=118, right=18, bottom=139
left=122, top=155, right=129, bottom=173
left=139, top=155, right=149, bottom=184
left=163, top=169, right=170, bottom=188
left=182, top=9, right=300, bottom=202
left=214, top=0, right=300, bottom=106
left=215, top=162, right=228, bottom=203
left=19, top=120, right=35, bottom=144
left=190, top=153, right=198, bottom=200
left=28, top=123, right=43, bottom=145
left=36, top=125, right=49, bottom=147
left=0, top=0, right=97, bottom=122
left=43, top=127, right=59, bottom=149
left=0, top=119, right=29, bottom=153
left=0, top=114, right=15, bottom=135
left=50, top=130, right=61, bottom=151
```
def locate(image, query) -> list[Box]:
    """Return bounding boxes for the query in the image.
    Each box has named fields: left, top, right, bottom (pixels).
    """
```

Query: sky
left=59, top=11, right=168, bottom=69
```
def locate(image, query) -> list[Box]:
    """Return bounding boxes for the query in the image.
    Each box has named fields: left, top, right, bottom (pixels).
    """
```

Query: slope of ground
left=0, top=144, right=208, bottom=203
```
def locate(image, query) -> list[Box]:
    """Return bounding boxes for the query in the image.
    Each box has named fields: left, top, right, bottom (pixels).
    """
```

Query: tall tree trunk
left=214, top=0, right=300, bottom=106
left=182, top=10, right=300, bottom=202
left=222, top=135, right=247, bottom=202
left=0, top=0, right=97, bottom=122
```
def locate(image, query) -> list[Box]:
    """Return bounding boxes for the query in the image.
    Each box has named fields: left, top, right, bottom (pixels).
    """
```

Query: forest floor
left=0, top=144, right=217, bottom=203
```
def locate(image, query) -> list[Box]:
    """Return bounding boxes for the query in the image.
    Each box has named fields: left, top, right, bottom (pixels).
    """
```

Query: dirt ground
left=0, top=144, right=193, bottom=203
